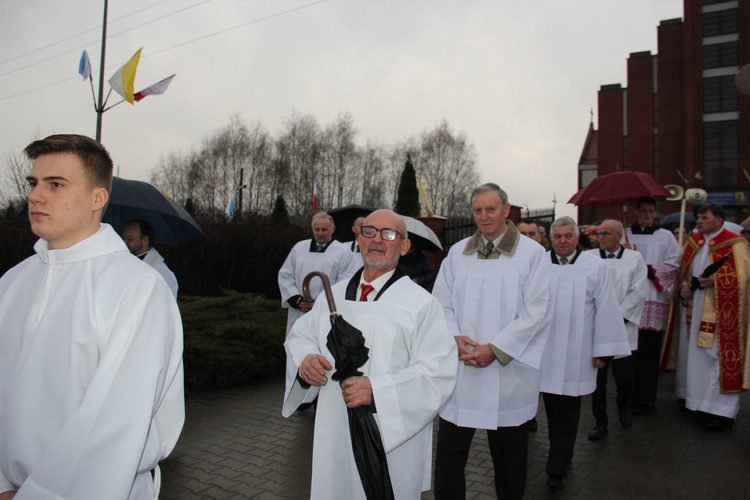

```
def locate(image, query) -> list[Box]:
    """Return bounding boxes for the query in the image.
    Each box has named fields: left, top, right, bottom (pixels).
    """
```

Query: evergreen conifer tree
left=184, top=198, right=196, bottom=217
left=394, top=154, right=420, bottom=217
left=271, top=195, right=290, bottom=224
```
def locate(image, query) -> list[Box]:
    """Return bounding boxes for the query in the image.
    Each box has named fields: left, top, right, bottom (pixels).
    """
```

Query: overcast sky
left=0, top=0, right=684, bottom=218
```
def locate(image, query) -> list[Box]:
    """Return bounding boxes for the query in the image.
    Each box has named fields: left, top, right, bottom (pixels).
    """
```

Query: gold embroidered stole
left=663, top=231, right=747, bottom=393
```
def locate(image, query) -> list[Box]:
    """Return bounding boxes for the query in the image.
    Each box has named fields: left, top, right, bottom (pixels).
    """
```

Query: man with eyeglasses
left=625, top=197, right=681, bottom=414
left=432, top=183, right=550, bottom=500
left=278, top=211, right=354, bottom=396
left=283, top=209, right=457, bottom=499
left=540, top=216, right=630, bottom=492
left=584, top=220, right=647, bottom=441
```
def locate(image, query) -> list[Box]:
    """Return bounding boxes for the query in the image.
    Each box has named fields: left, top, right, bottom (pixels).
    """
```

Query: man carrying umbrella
left=661, top=204, right=750, bottom=431
left=282, top=209, right=458, bottom=499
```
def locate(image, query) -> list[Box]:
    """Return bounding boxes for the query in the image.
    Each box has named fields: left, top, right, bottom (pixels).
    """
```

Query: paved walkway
left=160, top=373, right=749, bottom=499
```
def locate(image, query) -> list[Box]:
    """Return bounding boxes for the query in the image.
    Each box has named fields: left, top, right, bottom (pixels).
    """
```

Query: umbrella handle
left=302, top=271, right=338, bottom=315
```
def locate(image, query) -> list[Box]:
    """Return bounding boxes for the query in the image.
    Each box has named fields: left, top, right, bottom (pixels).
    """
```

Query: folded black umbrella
left=690, top=253, right=732, bottom=291
left=302, top=271, right=394, bottom=500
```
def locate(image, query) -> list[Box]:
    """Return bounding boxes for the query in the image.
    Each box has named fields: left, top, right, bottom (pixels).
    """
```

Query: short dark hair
left=127, top=219, right=155, bottom=248
left=24, top=134, right=113, bottom=193
left=697, top=203, right=724, bottom=220
left=518, top=218, right=539, bottom=228
left=636, top=197, right=657, bottom=210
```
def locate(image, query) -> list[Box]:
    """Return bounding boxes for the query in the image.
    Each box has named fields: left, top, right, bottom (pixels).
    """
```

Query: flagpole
left=95, top=0, right=109, bottom=143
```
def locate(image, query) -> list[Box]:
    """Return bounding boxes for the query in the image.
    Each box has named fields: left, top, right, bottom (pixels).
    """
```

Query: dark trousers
left=542, top=393, right=582, bottom=478
left=434, top=417, right=528, bottom=500
left=592, top=355, right=633, bottom=426
left=633, top=328, right=664, bottom=406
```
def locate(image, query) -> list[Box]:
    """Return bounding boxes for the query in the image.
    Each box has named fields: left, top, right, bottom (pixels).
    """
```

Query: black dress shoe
left=528, top=417, right=538, bottom=432
left=619, top=412, right=632, bottom=428
left=587, top=425, right=608, bottom=441
left=546, top=475, right=564, bottom=492
left=631, top=403, right=655, bottom=415
left=706, top=417, right=724, bottom=432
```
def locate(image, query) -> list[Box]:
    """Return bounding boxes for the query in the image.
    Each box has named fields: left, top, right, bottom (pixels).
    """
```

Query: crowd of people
left=1, top=133, right=748, bottom=499
left=279, top=186, right=750, bottom=499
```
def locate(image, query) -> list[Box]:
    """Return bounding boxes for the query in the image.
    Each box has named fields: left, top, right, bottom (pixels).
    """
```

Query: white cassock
left=622, top=227, right=681, bottom=330
left=541, top=251, right=631, bottom=396
left=278, top=239, right=354, bottom=391
left=432, top=234, right=550, bottom=428
left=0, top=224, right=184, bottom=500
left=142, top=247, right=178, bottom=298
left=584, top=248, right=648, bottom=353
left=282, top=271, right=457, bottom=500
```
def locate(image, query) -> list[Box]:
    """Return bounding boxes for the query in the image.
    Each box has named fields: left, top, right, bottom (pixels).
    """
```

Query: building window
left=702, top=8, right=738, bottom=37
left=703, top=42, right=739, bottom=69
left=703, top=120, right=738, bottom=189
left=703, top=75, right=739, bottom=113
left=580, top=165, right=597, bottom=188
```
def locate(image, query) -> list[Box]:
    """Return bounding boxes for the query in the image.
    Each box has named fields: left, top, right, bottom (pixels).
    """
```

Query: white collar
left=358, top=268, right=397, bottom=300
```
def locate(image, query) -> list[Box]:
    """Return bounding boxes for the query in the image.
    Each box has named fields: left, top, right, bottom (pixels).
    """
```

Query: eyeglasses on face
left=598, top=231, right=616, bottom=237
left=360, top=225, right=403, bottom=241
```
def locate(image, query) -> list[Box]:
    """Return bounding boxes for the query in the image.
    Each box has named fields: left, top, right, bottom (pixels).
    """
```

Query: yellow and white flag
left=108, top=48, right=142, bottom=104
left=418, top=172, right=434, bottom=216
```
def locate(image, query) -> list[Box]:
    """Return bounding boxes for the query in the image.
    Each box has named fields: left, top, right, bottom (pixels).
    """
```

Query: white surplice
left=282, top=274, right=457, bottom=500
left=541, top=251, right=631, bottom=396
left=0, top=224, right=184, bottom=500
left=142, top=247, right=178, bottom=298
left=278, top=239, right=354, bottom=391
left=432, top=234, right=550, bottom=429
left=622, top=227, right=681, bottom=330
left=278, top=239, right=354, bottom=334
left=585, top=248, right=648, bottom=352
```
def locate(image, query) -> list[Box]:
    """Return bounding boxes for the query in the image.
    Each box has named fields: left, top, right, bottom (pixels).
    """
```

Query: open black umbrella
left=302, top=271, right=394, bottom=500
left=102, top=177, right=205, bottom=246
left=659, top=211, right=696, bottom=230
left=329, top=204, right=374, bottom=243
left=17, top=177, right=205, bottom=246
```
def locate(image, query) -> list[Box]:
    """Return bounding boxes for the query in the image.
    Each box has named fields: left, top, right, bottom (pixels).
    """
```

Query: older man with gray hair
left=278, top=211, right=354, bottom=395
left=584, top=219, right=648, bottom=441
left=432, top=183, right=550, bottom=500
left=540, top=216, right=630, bottom=491
left=283, top=209, right=457, bottom=499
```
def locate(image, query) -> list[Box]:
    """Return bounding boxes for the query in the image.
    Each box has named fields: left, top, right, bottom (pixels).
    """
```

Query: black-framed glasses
left=360, top=225, right=403, bottom=241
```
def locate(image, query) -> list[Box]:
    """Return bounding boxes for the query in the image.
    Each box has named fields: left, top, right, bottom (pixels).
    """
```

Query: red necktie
left=359, top=284, right=374, bottom=302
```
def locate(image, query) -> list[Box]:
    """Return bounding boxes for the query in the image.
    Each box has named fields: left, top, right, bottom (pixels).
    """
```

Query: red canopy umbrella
left=568, top=171, right=671, bottom=248
left=568, top=171, right=671, bottom=208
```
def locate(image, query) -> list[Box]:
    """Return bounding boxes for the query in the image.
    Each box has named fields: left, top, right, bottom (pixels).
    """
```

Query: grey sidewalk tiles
left=160, top=373, right=749, bottom=499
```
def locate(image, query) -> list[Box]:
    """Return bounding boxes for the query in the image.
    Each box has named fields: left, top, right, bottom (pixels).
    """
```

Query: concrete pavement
left=160, top=373, right=749, bottom=499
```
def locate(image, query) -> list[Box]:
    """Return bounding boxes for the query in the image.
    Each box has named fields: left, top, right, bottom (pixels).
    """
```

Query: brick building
left=577, top=0, right=750, bottom=225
